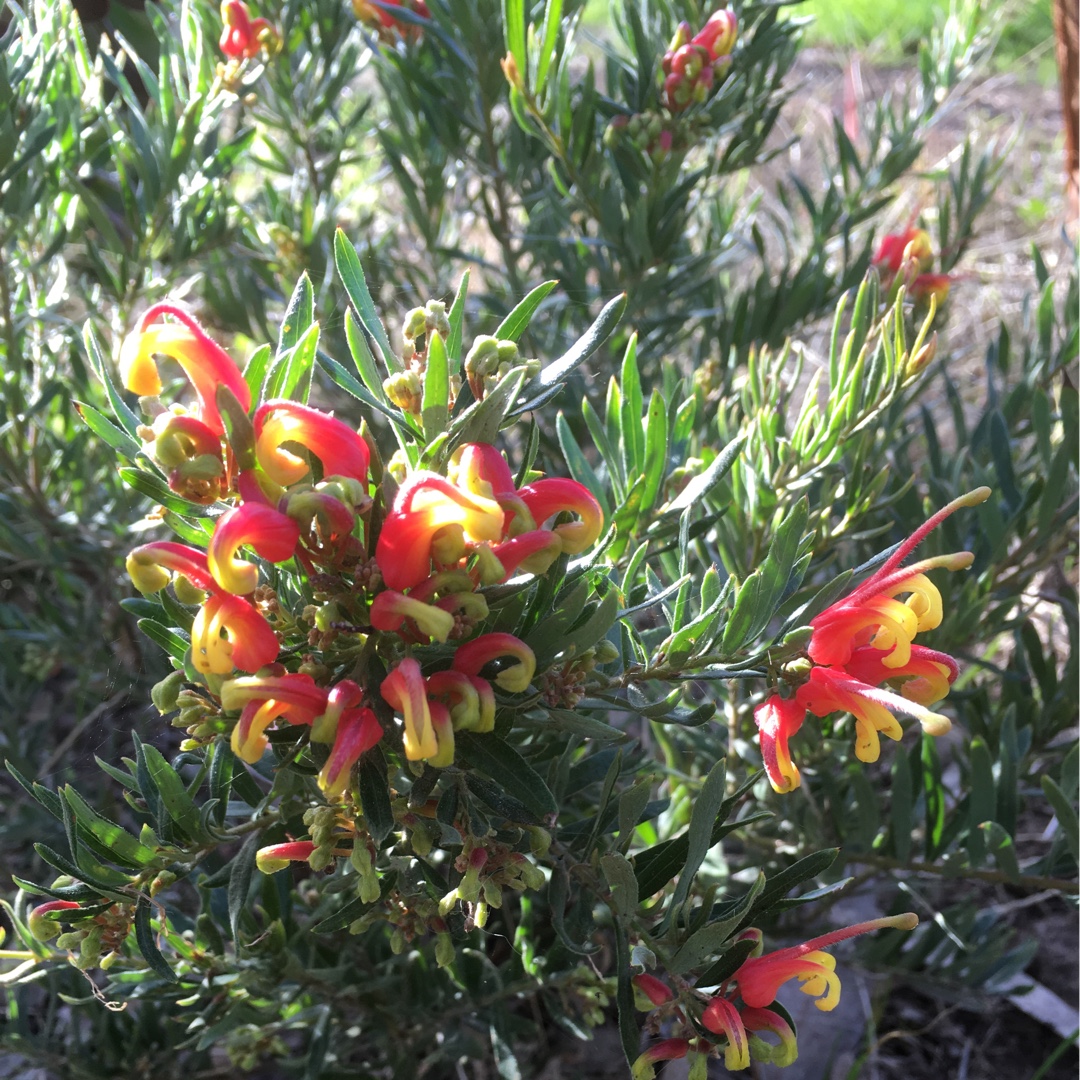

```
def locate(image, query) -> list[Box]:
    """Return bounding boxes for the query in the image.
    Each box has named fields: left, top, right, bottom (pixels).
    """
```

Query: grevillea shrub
left=0, top=0, right=1076, bottom=1077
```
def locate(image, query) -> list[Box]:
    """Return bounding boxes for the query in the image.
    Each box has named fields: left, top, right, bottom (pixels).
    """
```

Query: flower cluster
left=755, top=489, right=990, bottom=793
left=871, top=223, right=955, bottom=308
left=28, top=899, right=136, bottom=972
left=218, top=0, right=280, bottom=61
left=118, top=301, right=603, bottom=802
left=631, top=914, right=918, bottom=1075
left=662, top=9, right=737, bottom=113
left=604, top=8, right=737, bottom=160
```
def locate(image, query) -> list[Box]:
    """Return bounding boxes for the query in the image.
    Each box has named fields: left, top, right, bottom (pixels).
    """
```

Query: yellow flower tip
left=126, top=552, right=170, bottom=594
left=920, top=711, right=952, bottom=737
left=959, top=486, right=992, bottom=508
left=889, top=912, right=919, bottom=931
left=118, top=332, right=164, bottom=396
left=768, top=767, right=801, bottom=795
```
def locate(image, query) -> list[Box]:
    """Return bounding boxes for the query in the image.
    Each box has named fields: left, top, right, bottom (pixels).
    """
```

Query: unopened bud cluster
left=604, top=8, right=737, bottom=160
left=464, top=336, right=540, bottom=401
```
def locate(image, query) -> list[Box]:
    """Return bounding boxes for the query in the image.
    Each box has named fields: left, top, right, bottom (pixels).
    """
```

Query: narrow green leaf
left=243, top=343, right=273, bottom=404
left=661, top=436, right=744, bottom=515
left=358, top=750, right=394, bottom=845
left=446, top=268, right=470, bottom=368
left=457, top=733, right=556, bottom=819
left=119, top=467, right=214, bottom=516
left=266, top=321, right=319, bottom=404
left=981, top=821, right=1021, bottom=882
left=669, top=873, right=765, bottom=974
left=639, top=388, right=668, bottom=514
left=922, top=733, right=945, bottom=860
left=666, top=759, right=727, bottom=926
left=334, top=229, right=396, bottom=371
left=61, top=786, right=158, bottom=868
left=134, top=895, right=178, bottom=982
left=345, top=308, right=389, bottom=400
left=614, top=922, right=639, bottom=1068
left=502, top=0, right=526, bottom=79
left=556, top=412, right=610, bottom=519
left=276, top=272, right=314, bottom=357
left=422, top=330, right=450, bottom=440
left=228, top=832, right=260, bottom=946
left=1041, top=775, right=1079, bottom=862
left=968, top=737, right=995, bottom=865
left=74, top=402, right=142, bottom=459
left=620, top=333, right=643, bottom=474
left=891, top=750, right=913, bottom=863
left=139, top=744, right=206, bottom=842
left=137, top=619, right=190, bottom=665
left=748, top=849, right=839, bottom=922
left=600, top=852, right=639, bottom=916
left=84, top=324, right=141, bottom=436
left=33, top=844, right=131, bottom=899
left=495, top=280, right=558, bottom=342
left=514, top=293, right=627, bottom=414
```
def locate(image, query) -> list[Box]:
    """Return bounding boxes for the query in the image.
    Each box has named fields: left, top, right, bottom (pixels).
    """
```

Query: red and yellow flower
left=219, top=0, right=279, bottom=59
left=119, top=303, right=250, bottom=436
left=253, top=400, right=370, bottom=488
left=755, top=488, right=989, bottom=792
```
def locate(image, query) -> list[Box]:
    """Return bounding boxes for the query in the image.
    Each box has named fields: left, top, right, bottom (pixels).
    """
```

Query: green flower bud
left=151, top=670, right=186, bottom=715
left=150, top=870, right=177, bottom=897
left=403, top=306, right=429, bottom=341
left=435, top=931, right=455, bottom=969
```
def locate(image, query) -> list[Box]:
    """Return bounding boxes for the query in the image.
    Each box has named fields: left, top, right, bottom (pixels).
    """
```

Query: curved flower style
left=380, top=658, right=439, bottom=761
left=127, top=542, right=281, bottom=674
left=255, top=841, right=320, bottom=874
left=733, top=914, right=919, bottom=1013
left=310, top=679, right=363, bottom=744
left=370, top=591, right=455, bottom=643
left=29, top=900, right=83, bottom=941
left=424, top=669, right=496, bottom=733
left=207, top=502, right=300, bottom=595
left=807, top=488, right=989, bottom=671
left=455, top=441, right=517, bottom=499
left=318, top=706, right=383, bottom=798
left=191, top=591, right=281, bottom=675
left=701, top=993, right=750, bottom=1070
left=119, top=303, right=251, bottom=435
left=796, top=663, right=951, bottom=763
left=376, top=473, right=504, bottom=591
left=741, top=1007, right=798, bottom=1067
left=254, top=400, right=370, bottom=488
left=232, top=698, right=293, bottom=763
left=753, top=695, right=805, bottom=794
left=220, top=0, right=278, bottom=59
left=147, top=411, right=227, bottom=505
left=282, top=489, right=360, bottom=552
left=516, top=478, right=603, bottom=554
left=631, top=1039, right=690, bottom=1080
left=127, top=541, right=216, bottom=596
left=756, top=488, right=989, bottom=792
left=451, top=633, right=536, bottom=693
left=222, top=673, right=328, bottom=722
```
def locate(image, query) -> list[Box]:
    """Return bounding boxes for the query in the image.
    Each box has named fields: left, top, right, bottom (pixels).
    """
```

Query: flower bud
left=151, top=669, right=186, bottom=714
left=435, top=931, right=455, bottom=968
